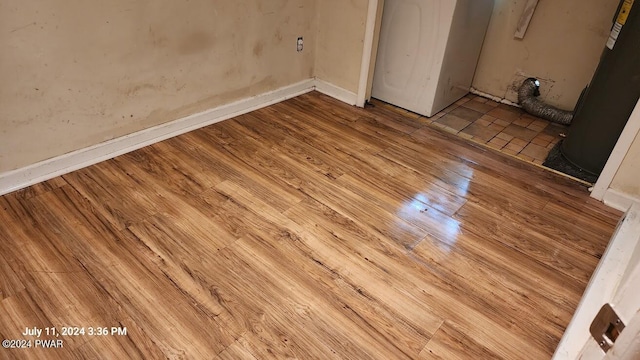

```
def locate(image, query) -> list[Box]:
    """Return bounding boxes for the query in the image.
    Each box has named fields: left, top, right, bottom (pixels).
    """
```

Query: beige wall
left=315, top=0, right=368, bottom=93
left=472, top=0, right=620, bottom=109
left=0, top=0, right=316, bottom=172
left=611, top=132, right=640, bottom=198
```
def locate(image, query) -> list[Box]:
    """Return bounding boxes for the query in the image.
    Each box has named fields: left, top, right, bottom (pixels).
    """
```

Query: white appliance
left=372, top=0, right=494, bottom=117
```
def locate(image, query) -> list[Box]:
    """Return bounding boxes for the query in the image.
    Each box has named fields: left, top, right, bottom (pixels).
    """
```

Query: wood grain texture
left=0, top=92, right=622, bottom=359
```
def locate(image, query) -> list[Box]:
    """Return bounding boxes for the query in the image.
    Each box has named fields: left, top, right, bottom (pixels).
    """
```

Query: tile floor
left=371, top=94, right=568, bottom=166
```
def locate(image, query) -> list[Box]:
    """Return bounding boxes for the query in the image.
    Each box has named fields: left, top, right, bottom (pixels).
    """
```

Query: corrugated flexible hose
left=518, top=78, right=573, bottom=125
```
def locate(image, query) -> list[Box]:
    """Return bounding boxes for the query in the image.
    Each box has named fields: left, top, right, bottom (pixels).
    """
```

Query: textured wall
left=611, top=130, right=640, bottom=199
left=472, top=0, right=620, bottom=109
left=315, top=0, right=368, bottom=93
left=0, top=0, right=316, bottom=172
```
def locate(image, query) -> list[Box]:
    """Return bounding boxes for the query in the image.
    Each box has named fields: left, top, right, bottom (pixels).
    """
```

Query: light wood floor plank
left=455, top=202, right=599, bottom=285
left=0, top=252, right=25, bottom=301
left=215, top=340, right=259, bottom=360
left=0, top=91, right=621, bottom=359
left=285, top=199, right=549, bottom=359
left=419, top=321, right=503, bottom=360
left=0, top=290, right=80, bottom=359
left=181, top=128, right=306, bottom=213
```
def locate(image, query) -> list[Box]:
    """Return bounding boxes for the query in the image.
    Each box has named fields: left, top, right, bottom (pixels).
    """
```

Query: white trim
left=0, top=79, right=315, bottom=196
left=314, top=79, right=358, bottom=106
left=469, top=87, right=521, bottom=107
left=356, top=0, right=380, bottom=107
left=592, top=99, right=640, bottom=201
left=602, top=188, right=640, bottom=212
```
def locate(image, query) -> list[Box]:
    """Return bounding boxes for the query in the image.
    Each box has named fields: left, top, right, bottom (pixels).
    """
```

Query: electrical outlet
left=297, top=37, right=303, bottom=52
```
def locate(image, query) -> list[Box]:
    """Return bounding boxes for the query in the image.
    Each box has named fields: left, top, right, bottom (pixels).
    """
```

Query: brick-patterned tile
left=521, top=143, right=549, bottom=161
left=531, top=119, right=549, bottom=127
left=502, top=124, right=538, bottom=141
left=504, top=143, right=524, bottom=154
left=441, top=103, right=459, bottom=114
left=450, top=107, right=484, bottom=122
left=487, top=107, right=521, bottom=122
left=505, top=141, right=526, bottom=153
left=521, top=112, right=540, bottom=120
left=435, top=114, right=472, bottom=131
left=489, top=137, right=509, bottom=148
left=488, top=123, right=506, bottom=132
left=542, top=123, right=568, bottom=137
left=510, top=138, right=529, bottom=147
left=536, top=133, right=555, bottom=142
left=494, top=118, right=511, bottom=127
left=528, top=125, right=548, bottom=133
left=531, top=136, right=551, bottom=147
left=527, top=121, right=548, bottom=132
left=496, top=132, right=514, bottom=142
left=455, top=98, right=471, bottom=105
left=462, top=100, right=495, bottom=114
left=474, top=118, right=493, bottom=127
left=513, top=117, right=534, bottom=128
left=383, top=100, right=559, bottom=168
left=460, top=122, right=501, bottom=142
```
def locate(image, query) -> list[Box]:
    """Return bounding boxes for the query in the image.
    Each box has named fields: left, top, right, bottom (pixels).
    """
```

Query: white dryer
left=372, top=0, right=494, bottom=117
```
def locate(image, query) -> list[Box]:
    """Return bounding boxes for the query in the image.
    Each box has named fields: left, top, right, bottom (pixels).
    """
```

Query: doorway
left=358, top=0, right=640, bottom=206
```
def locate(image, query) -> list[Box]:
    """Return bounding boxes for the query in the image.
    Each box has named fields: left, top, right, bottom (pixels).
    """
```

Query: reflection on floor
left=0, top=92, right=621, bottom=359
left=371, top=94, right=568, bottom=167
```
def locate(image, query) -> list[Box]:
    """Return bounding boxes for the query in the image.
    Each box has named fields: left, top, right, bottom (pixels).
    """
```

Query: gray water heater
left=561, top=0, right=640, bottom=175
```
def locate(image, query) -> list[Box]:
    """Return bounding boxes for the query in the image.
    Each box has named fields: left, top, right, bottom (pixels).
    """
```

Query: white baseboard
left=314, top=79, right=358, bottom=106
left=0, top=79, right=316, bottom=196
left=469, top=87, right=521, bottom=108
left=603, top=188, right=640, bottom=212
left=0, top=78, right=359, bottom=196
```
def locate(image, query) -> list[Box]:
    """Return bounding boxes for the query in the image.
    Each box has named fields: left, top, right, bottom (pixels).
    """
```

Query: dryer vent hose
left=518, top=78, right=573, bottom=125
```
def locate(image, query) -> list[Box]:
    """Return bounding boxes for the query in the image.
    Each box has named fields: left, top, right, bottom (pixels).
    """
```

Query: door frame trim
left=591, top=99, right=640, bottom=209
left=553, top=202, right=640, bottom=359
left=356, top=0, right=381, bottom=107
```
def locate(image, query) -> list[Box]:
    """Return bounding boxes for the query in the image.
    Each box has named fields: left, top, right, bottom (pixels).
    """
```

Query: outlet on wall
left=297, top=37, right=303, bottom=52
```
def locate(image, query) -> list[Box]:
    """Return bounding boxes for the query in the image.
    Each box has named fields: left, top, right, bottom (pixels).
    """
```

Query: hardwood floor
left=0, top=91, right=622, bottom=359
